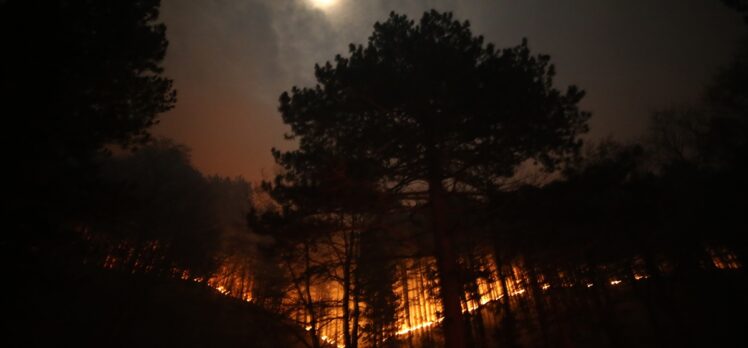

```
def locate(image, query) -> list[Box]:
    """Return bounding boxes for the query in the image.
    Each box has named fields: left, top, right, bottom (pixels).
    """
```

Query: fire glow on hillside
left=97, top=242, right=741, bottom=347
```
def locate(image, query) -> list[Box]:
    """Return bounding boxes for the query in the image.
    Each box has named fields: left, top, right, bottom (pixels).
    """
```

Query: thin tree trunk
left=588, top=258, right=621, bottom=348
left=342, top=230, right=352, bottom=348
left=401, top=263, right=415, bottom=348
left=351, top=237, right=361, bottom=348
left=493, top=249, right=519, bottom=348
left=526, top=261, right=550, bottom=348
left=470, top=255, right=488, bottom=346
left=304, top=243, right=321, bottom=348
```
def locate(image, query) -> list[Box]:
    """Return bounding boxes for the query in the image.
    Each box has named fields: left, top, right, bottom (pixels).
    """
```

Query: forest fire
left=94, top=245, right=743, bottom=347
left=7, top=1, right=748, bottom=347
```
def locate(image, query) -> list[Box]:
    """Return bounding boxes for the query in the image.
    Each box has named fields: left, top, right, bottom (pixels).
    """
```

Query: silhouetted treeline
left=245, top=8, right=747, bottom=348
left=2, top=1, right=746, bottom=347
left=1, top=0, right=175, bottom=246
left=0, top=2, right=279, bottom=346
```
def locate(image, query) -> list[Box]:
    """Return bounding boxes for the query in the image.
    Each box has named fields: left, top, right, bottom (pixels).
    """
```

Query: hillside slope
left=4, top=253, right=308, bottom=348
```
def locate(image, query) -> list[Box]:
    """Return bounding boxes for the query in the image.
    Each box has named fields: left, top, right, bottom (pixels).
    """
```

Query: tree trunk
left=428, top=176, right=466, bottom=348
left=304, top=243, right=322, bottom=348
left=351, top=245, right=361, bottom=348
left=401, top=263, right=415, bottom=347
left=493, top=249, right=519, bottom=348
left=342, top=230, right=352, bottom=348
left=526, top=261, right=550, bottom=348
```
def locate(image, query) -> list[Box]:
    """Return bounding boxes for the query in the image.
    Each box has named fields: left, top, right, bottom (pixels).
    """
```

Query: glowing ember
left=610, top=280, right=622, bottom=286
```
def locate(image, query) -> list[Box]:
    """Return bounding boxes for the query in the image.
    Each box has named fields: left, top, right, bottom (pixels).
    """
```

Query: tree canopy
left=86, top=140, right=220, bottom=277
left=276, top=11, right=588, bottom=193
left=1, top=0, right=176, bottom=239
left=1, top=0, right=175, bottom=162
left=273, top=10, right=590, bottom=348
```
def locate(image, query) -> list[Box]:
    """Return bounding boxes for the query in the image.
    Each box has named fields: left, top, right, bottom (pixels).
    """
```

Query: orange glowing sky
left=154, top=0, right=746, bottom=182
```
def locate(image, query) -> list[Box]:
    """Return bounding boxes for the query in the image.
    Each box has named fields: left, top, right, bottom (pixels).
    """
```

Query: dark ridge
left=4, top=255, right=309, bottom=348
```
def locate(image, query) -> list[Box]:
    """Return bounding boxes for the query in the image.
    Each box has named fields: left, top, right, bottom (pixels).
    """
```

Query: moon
left=309, top=0, right=338, bottom=10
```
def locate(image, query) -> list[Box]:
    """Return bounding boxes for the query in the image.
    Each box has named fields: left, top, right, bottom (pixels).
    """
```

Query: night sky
left=155, top=0, right=746, bottom=181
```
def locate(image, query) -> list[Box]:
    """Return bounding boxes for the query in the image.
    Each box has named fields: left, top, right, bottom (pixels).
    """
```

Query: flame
left=396, top=318, right=442, bottom=335
left=95, top=243, right=742, bottom=348
left=708, top=246, right=742, bottom=270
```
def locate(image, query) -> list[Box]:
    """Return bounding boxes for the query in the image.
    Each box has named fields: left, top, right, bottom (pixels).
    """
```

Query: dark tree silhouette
left=85, top=140, right=220, bottom=279
left=274, top=10, right=589, bottom=347
left=703, top=43, right=748, bottom=172
left=723, top=0, right=748, bottom=22
left=1, top=0, right=176, bottom=242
